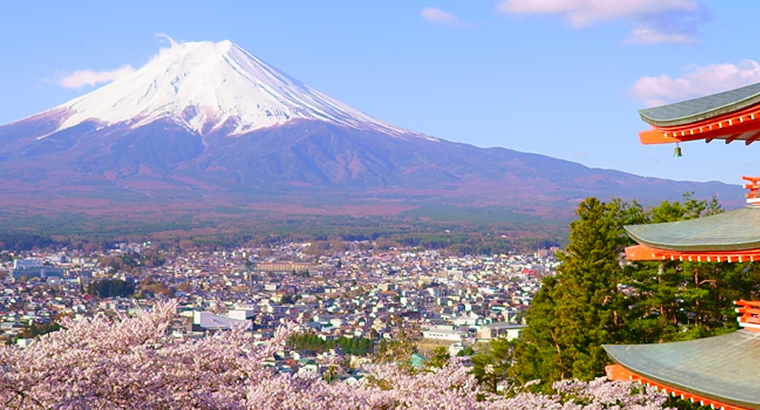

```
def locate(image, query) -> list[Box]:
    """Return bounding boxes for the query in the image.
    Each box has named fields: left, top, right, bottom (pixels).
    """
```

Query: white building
left=422, top=325, right=465, bottom=342
left=193, top=311, right=251, bottom=331
left=13, top=259, right=42, bottom=269
left=478, top=322, right=527, bottom=341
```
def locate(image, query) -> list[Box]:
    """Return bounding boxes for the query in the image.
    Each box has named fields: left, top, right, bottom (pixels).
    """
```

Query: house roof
left=483, top=322, right=527, bottom=330
left=639, top=82, right=760, bottom=127
left=604, top=330, right=760, bottom=410
left=624, top=207, right=760, bottom=252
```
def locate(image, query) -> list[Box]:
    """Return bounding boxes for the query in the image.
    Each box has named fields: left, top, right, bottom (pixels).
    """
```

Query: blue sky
left=0, top=1, right=758, bottom=184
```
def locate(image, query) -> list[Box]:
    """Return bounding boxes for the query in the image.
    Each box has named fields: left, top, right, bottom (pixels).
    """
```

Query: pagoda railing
left=735, top=299, right=760, bottom=330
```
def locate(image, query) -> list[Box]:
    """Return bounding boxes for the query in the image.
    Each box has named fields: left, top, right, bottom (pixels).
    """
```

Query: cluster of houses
left=0, top=241, right=557, bottom=374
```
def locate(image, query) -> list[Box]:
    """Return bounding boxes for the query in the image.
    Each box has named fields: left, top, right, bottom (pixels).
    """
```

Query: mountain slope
left=0, top=40, right=742, bottom=220
left=36, top=40, right=414, bottom=138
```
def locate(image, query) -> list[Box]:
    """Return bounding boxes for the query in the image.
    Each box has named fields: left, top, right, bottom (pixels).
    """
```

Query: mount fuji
left=45, top=40, right=415, bottom=139
left=0, top=40, right=741, bottom=219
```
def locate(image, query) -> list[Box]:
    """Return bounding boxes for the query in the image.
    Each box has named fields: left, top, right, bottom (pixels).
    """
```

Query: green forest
left=0, top=211, right=565, bottom=256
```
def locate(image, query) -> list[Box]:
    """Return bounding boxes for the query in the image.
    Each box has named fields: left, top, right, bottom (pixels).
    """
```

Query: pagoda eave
left=625, top=244, right=760, bottom=263
left=604, top=330, right=760, bottom=410
left=639, top=104, right=760, bottom=145
left=606, top=364, right=751, bottom=410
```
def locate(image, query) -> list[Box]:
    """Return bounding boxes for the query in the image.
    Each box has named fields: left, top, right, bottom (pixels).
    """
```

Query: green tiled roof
left=604, top=331, right=760, bottom=410
left=624, top=207, right=760, bottom=252
left=639, top=82, right=760, bottom=127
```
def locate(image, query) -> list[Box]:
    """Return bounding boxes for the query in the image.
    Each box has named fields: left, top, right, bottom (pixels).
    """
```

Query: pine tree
left=625, top=194, right=760, bottom=343
left=511, top=194, right=760, bottom=388
left=512, top=197, right=645, bottom=386
left=472, top=336, right=516, bottom=393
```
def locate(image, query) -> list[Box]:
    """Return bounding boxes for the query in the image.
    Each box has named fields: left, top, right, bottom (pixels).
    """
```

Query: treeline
left=86, top=279, right=135, bottom=298
left=0, top=213, right=567, bottom=255
left=0, top=232, right=119, bottom=253
left=289, top=333, right=374, bottom=356
left=0, top=233, right=61, bottom=251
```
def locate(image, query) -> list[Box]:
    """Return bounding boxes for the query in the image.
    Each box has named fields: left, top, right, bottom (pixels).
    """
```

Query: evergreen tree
left=511, top=193, right=760, bottom=389
left=512, top=197, right=645, bottom=386
left=625, top=195, right=760, bottom=343
left=472, top=337, right=516, bottom=393
left=426, top=346, right=450, bottom=369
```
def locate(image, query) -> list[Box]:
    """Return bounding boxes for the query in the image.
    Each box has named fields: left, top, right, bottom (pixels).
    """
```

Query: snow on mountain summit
left=50, top=40, right=415, bottom=137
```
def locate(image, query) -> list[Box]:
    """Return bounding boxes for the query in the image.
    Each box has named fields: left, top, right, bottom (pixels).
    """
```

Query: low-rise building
left=478, top=322, right=526, bottom=341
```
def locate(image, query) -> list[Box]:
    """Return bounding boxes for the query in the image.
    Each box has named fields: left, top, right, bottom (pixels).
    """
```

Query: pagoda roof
left=604, top=331, right=760, bottom=410
left=640, top=82, right=760, bottom=127
left=625, top=206, right=760, bottom=253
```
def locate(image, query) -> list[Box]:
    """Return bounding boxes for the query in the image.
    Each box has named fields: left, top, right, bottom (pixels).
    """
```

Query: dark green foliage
left=426, top=346, right=450, bottom=369
left=0, top=212, right=569, bottom=256
left=513, top=198, right=646, bottom=385
left=280, top=293, right=299, bottom=304
left=457, top=346, right=475, bottom=357
left=472, top=337, right=517, bottom=393
left=509, top=194, right=760, bottom=389
left=289, top=333, right=374, bottom=356
left=624, top=195, right=760, bottom=344
left=86, top=279, right=135, bottom=298
left=97, top=251, right=164, bottom=273
left=0, top=233, right=60, bottom=251
left=18, top=321, right=61, bottom=339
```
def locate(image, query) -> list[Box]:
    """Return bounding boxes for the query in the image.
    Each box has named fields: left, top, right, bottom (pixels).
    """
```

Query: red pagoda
left=603, top=83, right=760, bottom=410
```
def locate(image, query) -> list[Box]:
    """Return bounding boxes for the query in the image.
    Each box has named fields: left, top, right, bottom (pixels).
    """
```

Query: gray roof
left=604, top=331, right=760, bottom=409
left=483, top=322, right=527, bottom=330
left=625, top=207, right=760, bottom=252
left=639, top=82, right=760, bottom=127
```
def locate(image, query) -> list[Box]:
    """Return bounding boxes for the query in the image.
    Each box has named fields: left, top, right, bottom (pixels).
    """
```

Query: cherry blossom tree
left=0, top=301, right=670, bottom=409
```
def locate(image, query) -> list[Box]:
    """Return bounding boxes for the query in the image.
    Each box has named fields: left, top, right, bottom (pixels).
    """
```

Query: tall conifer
left=512, top=197, right=645, bottom=385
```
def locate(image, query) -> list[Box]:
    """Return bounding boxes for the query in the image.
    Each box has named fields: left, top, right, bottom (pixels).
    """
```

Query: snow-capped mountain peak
left=50, top=40, right=414, bottom=137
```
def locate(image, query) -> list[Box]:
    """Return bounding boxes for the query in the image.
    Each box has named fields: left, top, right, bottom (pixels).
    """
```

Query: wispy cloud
left=421, top=7, right=468, bottom=28
left=155, top=33, right=179, bottom=47
left=496, top=0, right=708, bottom=45
left=631, top=60, right=760, bottom=107
left=624, top=23, right=694, bottom=45
left=55, top=34, right=180, bottom=90
left=59, top=66, right=135, bottom=89
left=496, top=0, right=699, bottom=27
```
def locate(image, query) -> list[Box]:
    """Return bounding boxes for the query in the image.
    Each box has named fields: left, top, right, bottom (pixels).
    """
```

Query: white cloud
left=624, top=24, right=694, bottom=45
left=421, top=7, right=467, bottom=27
left=496, top=0, right=698, bottom=26
left=631, top=60, right=760, bottom=107
left=54, top=35, right=181, bottom=90
left=59, top=66, right=135, bottom=89
left=496, top=0, right=706, bottom=44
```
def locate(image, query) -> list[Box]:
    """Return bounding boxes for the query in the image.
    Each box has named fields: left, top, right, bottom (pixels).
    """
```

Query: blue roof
left=639, top=82, right=760, bottom=127
left=625, top=207, right=760, bottom=252
left=604, top=331, right=760, bottom=409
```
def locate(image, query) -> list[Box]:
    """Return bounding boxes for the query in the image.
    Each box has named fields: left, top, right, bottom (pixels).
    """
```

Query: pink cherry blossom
left=0, top=301, right=670, bottom=409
